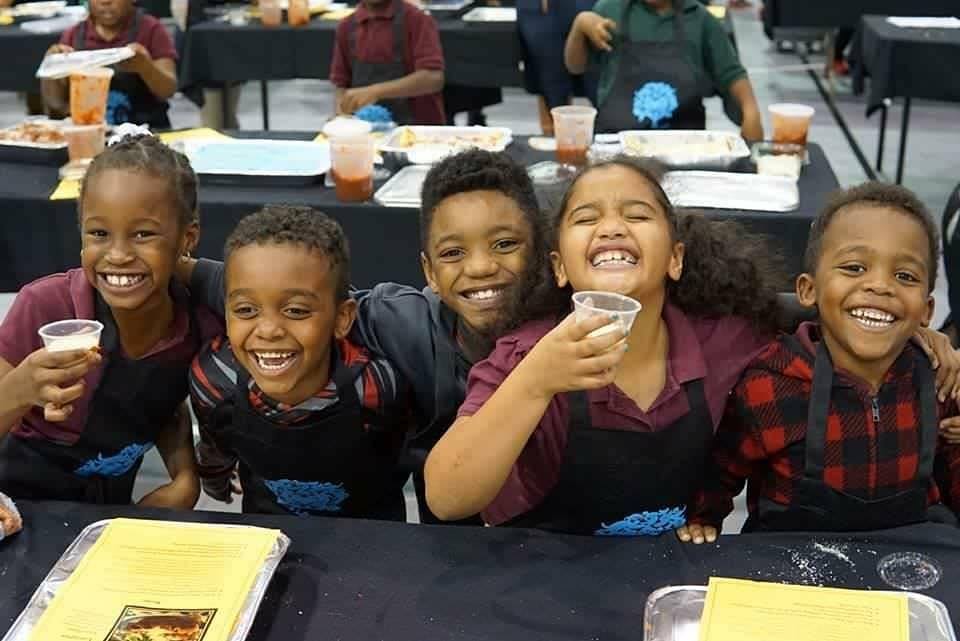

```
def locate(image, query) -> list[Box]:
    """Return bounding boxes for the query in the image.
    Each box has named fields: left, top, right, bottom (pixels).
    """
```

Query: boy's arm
left=701, top=14, right=762, bottom=141
left=180, top=258, right=226, bottom=316
left=138, top=402, right=201, bottom=509
left=565, top=11, right=616, bottom=75
left=339, top=70, right=444, bottom=114
left=188, top=354, right=242, bottom=502
left=41, top=43, right=74, bottom=118
left=728, top=77, right=763, bottom=142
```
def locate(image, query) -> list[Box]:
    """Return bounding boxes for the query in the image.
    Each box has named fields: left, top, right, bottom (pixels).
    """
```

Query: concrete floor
left=2, top=1, right=959, bottom=531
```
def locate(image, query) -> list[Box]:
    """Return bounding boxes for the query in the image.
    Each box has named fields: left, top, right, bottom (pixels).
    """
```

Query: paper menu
left=27, top=518, right=281, bottom=641
left=698, top=577, right=909, bottom=641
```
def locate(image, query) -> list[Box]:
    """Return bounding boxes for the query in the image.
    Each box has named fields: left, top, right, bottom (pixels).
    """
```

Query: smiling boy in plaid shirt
left=682, top=183, right=960, bottom=542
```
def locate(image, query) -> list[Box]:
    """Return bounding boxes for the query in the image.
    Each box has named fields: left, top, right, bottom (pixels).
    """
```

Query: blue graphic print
left=354, top=104, right=393, bottom=124
left=632, top=82, right=679, bottom=128
left=75, top=442, right=153, bottom=478
left=264, top=479, right=348, bottom=516
left=106, top=90, right=133, bottom=125
left=595, top=506, right=687, bottom=536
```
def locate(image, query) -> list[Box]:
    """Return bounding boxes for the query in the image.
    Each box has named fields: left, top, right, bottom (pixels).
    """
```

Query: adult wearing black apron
left=506, top=379, right=714, bottom=536
left=0, top=294, right=198, bottom=504
left=346, top=0, right=414, bottom=125
left=744, top=340, right=957, bottom=532
left=206, top=351, right=406, bottom=520
left=72, top=10, right=172, bottom=129
left=595, top=0, right=708, bottom=133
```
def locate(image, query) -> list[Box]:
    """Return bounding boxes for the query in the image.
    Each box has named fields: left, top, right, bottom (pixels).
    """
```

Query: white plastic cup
left=323, top=117, right=374, bottom=202
left=63, top=123, right=105, bottom=161
left=551, top=105, right=596, bottom=167
left=38, top=320, right=104, bottom=353
left=69, top=67, right=114, bottom=125
left=572, top=291, right=642, bottom=338
left=769, top=103, right=815, bottom=146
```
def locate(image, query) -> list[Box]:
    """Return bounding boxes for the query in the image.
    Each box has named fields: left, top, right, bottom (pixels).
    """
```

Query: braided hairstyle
left=78, top=134, right=199, bottom=228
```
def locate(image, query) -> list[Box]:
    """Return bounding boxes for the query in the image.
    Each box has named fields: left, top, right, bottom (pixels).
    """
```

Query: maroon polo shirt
left=330, top=1, right=446, bottom=125
left=457, top=303, right=772, bottom=526
left=60, top=12, right=177, bottom=61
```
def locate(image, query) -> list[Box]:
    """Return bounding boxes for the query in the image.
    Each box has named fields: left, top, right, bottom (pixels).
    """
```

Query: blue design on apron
left=633, top=82, right=678, bottom=128
left=106, top=90, right=133, bottom=126
left=74, top=441, right=154, bottom=478
left=595, top=505, right=687, bottom=536
left=263, top=479, right=348, bottom=516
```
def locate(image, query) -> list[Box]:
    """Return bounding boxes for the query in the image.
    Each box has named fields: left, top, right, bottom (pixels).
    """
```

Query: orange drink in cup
left=551, top=105, right=596, bottom=168
left=769, top=103, right=815, bottom=146
left=70, top=68, right=114, bottom=125
left=323, top=117, right=374, bottom=203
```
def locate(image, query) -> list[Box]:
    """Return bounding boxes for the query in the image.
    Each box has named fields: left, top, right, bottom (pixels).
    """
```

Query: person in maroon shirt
left=41, top=0, right=178, bottom=129
left=329, top=0, right=445, bottom=125
left=684, top=183, right=960, bottom=542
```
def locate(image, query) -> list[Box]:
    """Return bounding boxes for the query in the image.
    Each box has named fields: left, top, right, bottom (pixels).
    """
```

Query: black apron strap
left=567, top=390, right=592, bottom=433
left=73, top=20, right=86, bottom=49
left=804, top=341, right=834, bottom=480
left=348, top=14, right=358, bottom=60
left=391, top=0, right=406, bottom=66
left=126, top=9, right=143, bottom=43
left=914, top=353, right=938, bottom=481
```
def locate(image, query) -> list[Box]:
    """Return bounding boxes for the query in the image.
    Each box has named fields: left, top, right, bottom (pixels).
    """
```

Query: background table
left=854, top=16, right=960, bottom=183
left=763, top=0, right=957, bottom=33
left=0, top=133, right=838, bottom=293
left=0, top=29, right=58, bottom=93
left=2, top=500, right=960, bottom=640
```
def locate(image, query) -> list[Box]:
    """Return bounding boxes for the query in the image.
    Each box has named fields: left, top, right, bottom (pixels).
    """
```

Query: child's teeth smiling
left=101, top=273, right=146, bottom=288
left=850, top=307, right=896, bottom=328
left=464, top=288, right=502, bottom=301
left=253, top=351, right=297, bottom=371
left=591, top=250, right=638, bottom=268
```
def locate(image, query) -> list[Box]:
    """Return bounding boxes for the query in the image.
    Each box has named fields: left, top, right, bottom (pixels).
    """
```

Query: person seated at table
left=563, top=0, right=763, bottom=138
left=0, top=134, right=221, bottom=507
left=40, top=0, right=178, bottom=129
left=681, top=183, right=960, bottom=543
left=329, top=0, right=446, bottom=125
left=188, top=206, right=413, bottom=518
left=422, top=157, right=786, bottom=536
left=181, top=150, right=544, bottom=524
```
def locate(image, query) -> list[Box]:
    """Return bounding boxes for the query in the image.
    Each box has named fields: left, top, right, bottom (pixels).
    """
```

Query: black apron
left=0, top=294, right=199, bottom=504
left=745, top=340, right=957, bottom=532
left=595, top=0, right=707, bottom=134
left=210, top=353, right=406, bottom=520
left=73, top=10, right=172, bottom=130
left=507, top=379, right=713, bottom=536
left=348, top=0, right=414, bottom=125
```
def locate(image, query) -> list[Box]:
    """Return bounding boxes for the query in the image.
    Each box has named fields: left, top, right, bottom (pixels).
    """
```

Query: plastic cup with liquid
left=63, top=123, right=105, bottom=161
left=38, top=320, right=104, bottom=353
left=769, top=103, right=815, bottom=146
left=323, top=117, right=374, bottom=203
left=259, top=0, right=282, bottom=26
left=572, top=291, right=641, bottom=338
left=288, top=0, right=310, bottom=26
left=70, top=67, right=114, bottom=125
left=551, top=105, right=596, bottom=168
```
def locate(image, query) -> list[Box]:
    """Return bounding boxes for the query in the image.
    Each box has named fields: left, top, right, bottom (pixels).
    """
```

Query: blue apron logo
left=264, top=479, right=348, bottom=516
left=75, top=442, right=153, bottom=478
left=107, top=90, right=133, bottom=125
left=595, top=506, right=687, bottom=536
left=633, top=82, right=679, bottom=128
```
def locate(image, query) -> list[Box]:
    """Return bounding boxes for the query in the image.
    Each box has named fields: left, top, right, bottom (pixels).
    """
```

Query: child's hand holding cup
left=572, top=291, right=642, bottom=338
left=12, top=320, right=105, bottom=422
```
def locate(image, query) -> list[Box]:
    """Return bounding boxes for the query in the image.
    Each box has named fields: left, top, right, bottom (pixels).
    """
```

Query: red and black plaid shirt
left=690, top=323, right=960, bottom=528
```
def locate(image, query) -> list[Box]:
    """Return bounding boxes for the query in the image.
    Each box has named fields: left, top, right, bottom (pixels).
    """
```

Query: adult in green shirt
left=565, top=0, right=763, bottom=139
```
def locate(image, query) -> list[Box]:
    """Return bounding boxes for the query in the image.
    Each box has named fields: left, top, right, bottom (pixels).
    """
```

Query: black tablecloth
left=854, top=15, right=960, bottom=114
left=0, top=134, right=838, bottom=292
left=179, top=16, right=523, bottom=91
left=0, top=28, right=58, bottom=93
left=763, top=0, right=957, bottom=31
left=2, top=500, right=960, bottom=640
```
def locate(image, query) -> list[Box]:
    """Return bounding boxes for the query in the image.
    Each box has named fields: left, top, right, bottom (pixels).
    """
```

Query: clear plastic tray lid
left=662, top=170, right=800, bottom=212
left=374, top=164, right=431, bottom=207
left=36, top=46, right=134, bottom=79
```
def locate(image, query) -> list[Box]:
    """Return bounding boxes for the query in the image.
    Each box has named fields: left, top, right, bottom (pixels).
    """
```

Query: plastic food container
left=69, top=67, right=113, bottom=125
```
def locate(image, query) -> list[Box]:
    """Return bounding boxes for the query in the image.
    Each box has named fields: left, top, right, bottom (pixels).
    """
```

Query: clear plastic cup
left=769, top=103, right=815, bottom=146
left=877, top=552, right=943, bottom=591
left=551, top=105, right=596, bottom=168
left=38, top=319, right=104, bottom=353
left=323, top=117, right=374, bottom=203
left=260, top=0, right=282, bottom=26
left=70, top=67, right=114, bottom=125
left=572, top=291, right=642, bottom=338
left=288, top=0, right=310, bottom=26
left=63, top=123, right=105, bottom=161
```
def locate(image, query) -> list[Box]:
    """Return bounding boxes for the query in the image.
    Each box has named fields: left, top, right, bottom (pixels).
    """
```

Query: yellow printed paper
left=321, top=7, right=354, bottom=19
left=698, top=578, right=909, bottom=641
left=707, top=5, right=726, bottom=19
left=159, top=128, right=233, bottom=144
left=29, top=518, right=281, bottom=641
left=49, top=179, right=81, bottom=201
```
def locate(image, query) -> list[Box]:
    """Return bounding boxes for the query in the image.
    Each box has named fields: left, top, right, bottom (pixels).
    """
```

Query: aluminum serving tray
left=644, top=585, right=957, bottom=641
left=663, top=170, right=799, bottom=212
left=619, top=130, right=751, bottom=170
left=2, top=519, right=291, bottom=641
left=461, top=6, right=515, bottom=21
left=0, top=119, right=69, bottom=165
left=381, top=125, right=513, bottom=165
left=180, top=138, right=332, bottom=186
left=374, top=164, right=430, bottom=207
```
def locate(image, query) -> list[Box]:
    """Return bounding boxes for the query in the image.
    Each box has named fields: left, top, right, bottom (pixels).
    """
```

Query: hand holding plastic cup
left=70, top=67, right=114, bottom=125
left=38, top=320, right=104, bottom=353
left=552, top=105, right=597, bottom=168
left=769, top=103, right=815, bottom=146
left=573, top=291, right=641, bottom=338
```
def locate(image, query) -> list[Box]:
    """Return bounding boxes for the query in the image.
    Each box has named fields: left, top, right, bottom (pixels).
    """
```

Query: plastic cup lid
left=322, top=117, right=372, bottom=139
left=768, top=103, right=815, bottom=118
left=877, top=552, right=943, bottom=591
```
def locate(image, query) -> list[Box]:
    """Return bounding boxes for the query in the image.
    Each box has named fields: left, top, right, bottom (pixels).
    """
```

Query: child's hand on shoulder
left=523, top=311, right=628, bottom=399
left=8, top=348, right=101, bottom=422
left=914, top=327, right=960, bottom=402
left=575, top=11, right=616, bottom=52
left=676, top=522, right=717, bottom=544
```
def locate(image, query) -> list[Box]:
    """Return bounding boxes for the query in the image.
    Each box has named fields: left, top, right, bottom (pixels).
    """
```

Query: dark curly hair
left=419, top=148, right=542, bottom=252
left=494, top=156, right=788, bottom=336
left=805, top=181, right=940, bottom=291
left=79, top=134, right=198, bottom=228
left=224, top=205, right=351, bottom=302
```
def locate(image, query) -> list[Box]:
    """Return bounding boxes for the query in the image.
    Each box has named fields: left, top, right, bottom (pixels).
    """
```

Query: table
left=0, top=28, right=58, bottom=93
left=763, top=0, right=957, bottom=34
left=854, top=16, right=960, bottom=184
left=0, top=133, right=838, bottom=293
left=2, top=500, right=960, bottom=640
